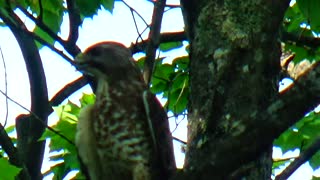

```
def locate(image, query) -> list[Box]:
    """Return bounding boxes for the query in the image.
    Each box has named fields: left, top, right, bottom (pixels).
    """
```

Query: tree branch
left=0, top=123, right=20, bottom=166
left=26, top=30, right=74, bottom=64
left=17, top=5, right=81, bottom=57
left=17, top=6, right=65, bottom=46
left=49, top=77, right=88, bottom=109
left=0, top=9, right=49, bottom=180
left=66, top=0, right=81, bottom=46
left=182, top=62, right=320, bottom=178
left=143, top=0, right=167, bottom=85
left=130, top=31, right=186, bottom=54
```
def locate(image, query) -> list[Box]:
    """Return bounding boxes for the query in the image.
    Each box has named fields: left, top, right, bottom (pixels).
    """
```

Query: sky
left=0, top=0, right=318, bottom=179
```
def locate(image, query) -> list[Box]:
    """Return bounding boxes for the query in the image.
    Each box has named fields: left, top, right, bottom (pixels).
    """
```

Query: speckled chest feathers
left=96, top=78, right=152, bottom=178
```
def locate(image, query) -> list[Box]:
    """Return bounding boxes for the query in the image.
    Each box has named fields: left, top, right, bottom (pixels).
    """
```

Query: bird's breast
left=93, top=80, right=153, bottom=179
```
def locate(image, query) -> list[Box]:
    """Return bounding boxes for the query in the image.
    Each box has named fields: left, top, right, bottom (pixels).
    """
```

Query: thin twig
left=0, top=46, right=9, bottom=127
left=25, top=30, right=74, bottom=65
left=121, top=0, right=149, bottom=27
left=121, top=0, right=150, bottom=43
left=173, top=136, right=187, bottom=145
left=0, top=90, right=74, bottom=146
left=171, top=113, right=187, bottom=133
left=130, top=8, right=144, bottom=42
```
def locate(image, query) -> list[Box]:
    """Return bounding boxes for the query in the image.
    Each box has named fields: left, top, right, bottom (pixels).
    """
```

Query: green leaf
left=101, top=0, right=115, bottom=12
left=33, top=0, right=64, bottom=48
left=297, top=0, right=320, bottom=32
left=5, top=125, right=15, bottom=134
left=16, top=0, right=28, bottom=8
left=42, top=1, right=64, bottom=32
left=64, top=153, right=81, bottom=169
left=310, top=151, right=320, bottom=170
left=48, top=118, right=77, bottom=153
left=73, top=172, right=86, bottom=179
left=274, top=128, right=306, bottom=153
left=151, top=63, right=174, bottom=94
left=51, top=162, right=71, bottom=180
left=41, top=101, right=80, bottom=155
left=75, top=0, right=101, bottom=18
left=284, top=4, right=305, bottom=33
left=312, top=176, right=320, bottom=180
left=79, top=93, right=95, bottom=107
left=153, top=63, right=174, bottom=81
left=34, top=27, right=54, bottom=48
left=293, top=112, right=320, bottom=149
left=167, top=87, right=188, bottom=114
left=159, top=41, right=183, bottom=52
left=0, top=158, right=21, bottom=180
left=136, top=57, right=145, bottom=71
left=172, top=73, right=188, bottom=91
left=150, top=80, right=168, bottom=94
left=275, top=112, right=320, bottom=155
left=42, top=94, right=97, bottom=178
left=172, top=56, right=189, bottom=71
left=284, top=44, right=316, bottom=63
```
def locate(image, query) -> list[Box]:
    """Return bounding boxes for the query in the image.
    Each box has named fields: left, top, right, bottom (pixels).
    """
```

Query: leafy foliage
left=0, top=125, right=20, bottom=180
left=40, top=94, right=95, bottom=179
left=76, top=0, right=115, bottom=18
left=282, top=3, right=320, bottom=63
left=296, top=0, right=320, bottom=33
left=274, top=111, right=320, bottom=170
left=137, top=54, right=189, bottom=115
left=159, top=41, right=183, bottom=52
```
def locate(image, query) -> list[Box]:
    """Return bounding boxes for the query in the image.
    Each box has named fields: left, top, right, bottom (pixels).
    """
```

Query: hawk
left=74, top=42, right=176, bottom=180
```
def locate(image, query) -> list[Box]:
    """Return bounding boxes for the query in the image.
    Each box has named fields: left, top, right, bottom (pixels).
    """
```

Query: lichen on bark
left=183, top=0, right=289, bottom=178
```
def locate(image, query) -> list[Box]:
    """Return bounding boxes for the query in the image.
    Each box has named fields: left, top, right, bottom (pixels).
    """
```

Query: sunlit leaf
left=274, top=128, right=306, bottom=153
left=297, top=0, right=320, bottom=32
left=79, top=93, right=95, bottom=107
left=159, top=41, right=183, bottom=52
left=172, top=56, right=189, bottom=71
left=5, top=125, right=15, bottom=134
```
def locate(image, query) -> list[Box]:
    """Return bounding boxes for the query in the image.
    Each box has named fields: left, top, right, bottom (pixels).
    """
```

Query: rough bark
left=181, top=0, right=291, bottom=179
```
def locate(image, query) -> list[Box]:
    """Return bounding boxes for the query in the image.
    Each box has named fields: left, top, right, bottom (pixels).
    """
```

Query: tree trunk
left=180, top=0, right=290, bottom=179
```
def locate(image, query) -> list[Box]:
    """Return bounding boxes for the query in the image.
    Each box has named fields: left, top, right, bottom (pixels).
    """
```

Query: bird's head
left=74, top=41, right=141, bottom=81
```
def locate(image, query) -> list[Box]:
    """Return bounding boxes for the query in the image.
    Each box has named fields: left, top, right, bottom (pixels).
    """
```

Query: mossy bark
left=181, top=0, right=290, bottom=179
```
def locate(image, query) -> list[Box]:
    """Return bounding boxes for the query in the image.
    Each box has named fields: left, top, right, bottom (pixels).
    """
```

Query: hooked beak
left=74, top=53, right=88, bottom=71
